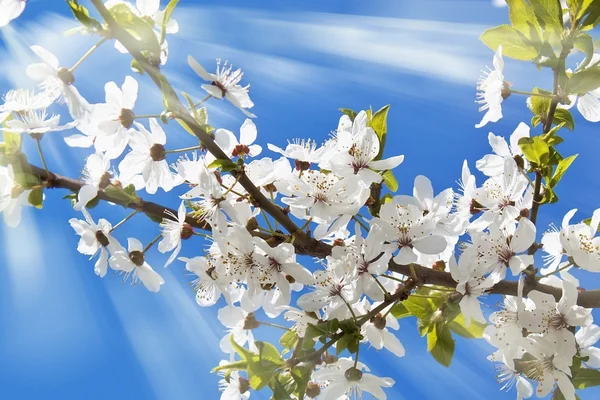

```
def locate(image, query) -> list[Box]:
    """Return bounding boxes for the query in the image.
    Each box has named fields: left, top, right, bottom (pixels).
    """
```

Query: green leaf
left=390, top=302, right=411, bottom=319
left=108, top=4, right=161, bottom=63
left=28, top=187, right=43, bottom=209
left=573, top=368, right=600, bottom=389
left=403, top=296, right=435, bottom=320
left=103, top=184, right=140, bottom=207
left=549, top=154, right=578, bottom=188
left=552, top=108, right=575, bottom=130
left=427, top=323, right=455, bottom=367
left=568, top=66, right=600, bottom=95
left=290, top=365, right=312, bottom=398
left=527, top=87, right=553, bottom=117
left=160, top=0, right=179, bottom=44
left=519, top=136, right=550, bottom=166
left=574, top=33, right=595, bottom=70
left=531, top=115, right=542, bottom=127
left=230, top=335, right=256, bottom=361
left=576, top=0, right=598, bottom=19
left=508, top=0, right=543, bottom=40
left=480, top=24, right=539, bottom=61
left=368, top=105, right=390, bottom=160
left=336, top=332, right=360, bottom=355
left=208, top=158, right=237, bottom=172
left=67, top=0, right=104, bottom=32
left=211, top=360, right=248, bottom=372
left=381, top=170, right=398, bottom=192
left=279, top=330, right=298, bottom=352
left=581, top=2, right=600, bottom=29
left=531, top=0, right=564, bottom=34
left=255, top=341, right=284, bottom=364
left=448, top=314, right=486, bottom=338
left=339, top=108, right=357, bottom=121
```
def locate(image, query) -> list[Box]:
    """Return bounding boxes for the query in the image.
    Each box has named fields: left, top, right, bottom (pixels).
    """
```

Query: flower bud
left=513, top=154, right=525, bottom=170
left=305, top=382, right=321, bottom=398
left=57, top=67, right=75, bottom=85
left=245, top=217, right=259, bottom=231
left=370, top=313, right=387, bottom=330
left=238, top=377, right=250, bottom=394
left=180, top=223, right=194, bottom=240
left=344, top=367, right=363, bottom=382
left=149, top=143, right=167, bottom=161
left=99, top=172, right=112, bottom=190
left=501, top=81, right=511, bottom=99
left=129, top=250, right=145, bottom=267
left=243, top=312, right=260, bottom=330
left=232, top=144, right=251, bottom=157
left=95, top=230, right=110, bottom=247
left=119, top=108, right=135, bottom=128
left=433, top=260, right=446, bottom=271
left=322, top=353, right=338, bottom=364
left=294, top=159, right=311, bottom=171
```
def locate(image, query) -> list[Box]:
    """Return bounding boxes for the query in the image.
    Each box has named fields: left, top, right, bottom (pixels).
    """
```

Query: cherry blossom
left=0, top=0, right=26, bottom=27
left=475, top=46, right=505, bottom=128
left=109, top=238, right=165, bottom=292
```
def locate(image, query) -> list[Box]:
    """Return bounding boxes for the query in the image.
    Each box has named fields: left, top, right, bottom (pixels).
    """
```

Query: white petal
left=239, top=119, right=257, bottom=145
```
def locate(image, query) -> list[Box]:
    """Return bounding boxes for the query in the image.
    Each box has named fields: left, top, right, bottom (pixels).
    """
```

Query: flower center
left=129, top=250, right=145, bottom=267
left=98, top=172, right=112, bottom=190
left=371, top=313, right=387, bottom=330
left=119, top=108, right=135, bottom=128
left=57, top=67, right=75, bottom=85
left=232, top=144, right=251, bottom=157
left=344, top=367, right=363, bottom=382
left=180, top=223, right=194, bottom=239
left=211, top=80, right=228, bottom=97
left=149, top=143, right=167, bottom=161
left=95, top=230, right=110, bottom=247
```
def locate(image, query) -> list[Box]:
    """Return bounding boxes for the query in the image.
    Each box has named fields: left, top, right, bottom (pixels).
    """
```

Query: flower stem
left=352, top=215, right=369, bottom=231
left=258, top=321, right=290, bottom=331
left=70, top=37, right=107, bottom=73
left=110, top=210, right=140, bottom=233
left=539, top=262, right=573, bottom=279
left=192, top=94, right=212, bottom=109
left=372, top=274, right=390, bottom=296
left=510, top=89, right=556, bottom=98
left=134, top=114, right=164, bottom=119
left=260, top=208, right=274, bottom=232
left=35, top=137, right=49, bottom=174
left=143, top=234, right=162, bottom=254
left=165, top=145, right=204, bottom=154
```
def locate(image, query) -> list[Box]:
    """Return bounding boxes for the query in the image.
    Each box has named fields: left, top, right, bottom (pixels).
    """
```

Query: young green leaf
left=28, top=187, right=44, bottom=209
left=339, top=108, right=357, bottom=121
left=448, top=314, right=486, bottom=338
left=480, top=25, right=539, bottom=60
left=552, top=108, right=575, bottom=130
left=67, top=0, right=104, bottom=32
left=427, top=322, right=455, bottom=367
left=568, top=67, right=600, bottom=95
left=549, top=154, right=578, bottom=188
left=382, top=170, right=398, bottom=192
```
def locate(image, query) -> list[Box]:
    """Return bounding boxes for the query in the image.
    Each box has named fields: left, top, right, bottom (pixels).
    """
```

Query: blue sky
left=1, top=0, right=600, bottom=399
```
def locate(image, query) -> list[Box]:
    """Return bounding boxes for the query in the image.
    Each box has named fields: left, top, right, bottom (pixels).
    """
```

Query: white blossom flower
left=119, top=119, right=175, bottom=194
left=280, top=170, right=366, bottom=224
left=267, top=138, right=329, bottom=166
left=158, top=201, right=191, bottom=267
left=217, top=305, right=257, bottom=354
left=283, top=307, right=320, bottom=338
left=449, top=255, right=495, bottom=326
left=576, top=324, right=600, bottom=368
left=73, top=152, right=112, bottom=211
left=556, top=208, right=600, bottom=272
left=218, top=370, right=250, bottom=400
left=297, top=258, right=357, bottom=321
left=469, top=159, right=531, bottom=231
left=373, top=200, right=447, bottom=265
left=521, top=335, right=576, bottom=400
left=188, top=56, right=255, bottom=117
left=1, top=108, right=74, bottom=135
left=109, top=238, right=165, bottom=292
left=476, top=122, right=530, bottom=177
left=26, top=45, right=88, bottom=118
left=326, top=110, right=404, bottom=185
left=350, top=223, right=392, bottom=301
left=519, top=280, right=592, bottom=354
left=96, top=76, right=139, bottom=159
left=215, top=119, right=262, bottom=158
left=0, top=164, right=30, bottom=228
left=68, top=208, right=122, bottom=277
left=180, top=255, right=243, bottom=306
left=476, top=46, right=505, bottom=128
left=312, top=357, right=395, bottom=400
left=357, top=299, right=406, bottom=358
left=0, top=0, right=26, bottom=27
left=0, top=88, right=51, bottom=113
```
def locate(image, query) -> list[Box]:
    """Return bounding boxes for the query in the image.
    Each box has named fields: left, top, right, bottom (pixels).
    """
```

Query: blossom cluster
left=2, top=1, right=600, bottom=400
